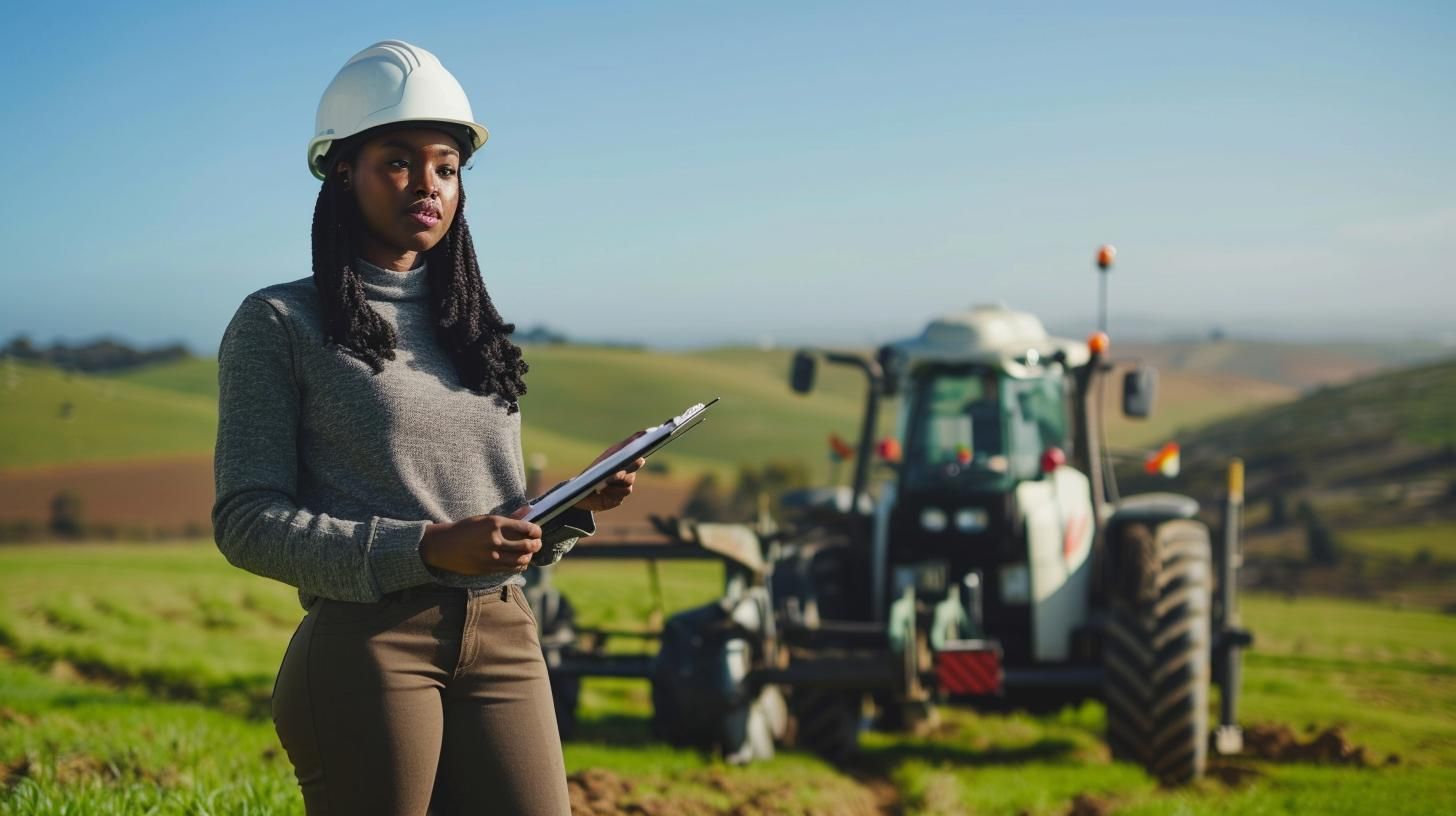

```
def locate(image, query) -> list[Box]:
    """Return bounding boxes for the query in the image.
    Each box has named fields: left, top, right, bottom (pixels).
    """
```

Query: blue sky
left=1, top=1, right=1452, bottom=352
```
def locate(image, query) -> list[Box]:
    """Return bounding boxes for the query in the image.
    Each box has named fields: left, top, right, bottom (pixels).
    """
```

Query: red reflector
left=936, top=640, right=1003, bottom=695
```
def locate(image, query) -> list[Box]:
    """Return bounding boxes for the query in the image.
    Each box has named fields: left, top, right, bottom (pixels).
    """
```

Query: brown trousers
left=272, top=582, right=571, bottom=816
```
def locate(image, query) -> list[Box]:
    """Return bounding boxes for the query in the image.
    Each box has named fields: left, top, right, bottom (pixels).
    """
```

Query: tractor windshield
left=903, top=365, right=1070, bottom=490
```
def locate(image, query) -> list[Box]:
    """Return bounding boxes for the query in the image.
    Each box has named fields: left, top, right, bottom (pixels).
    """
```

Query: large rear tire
left=775, top=535, right=865, bottom=764
left=788, top=686, right=862, bottom=765
left=1103, top=519, right=1212, bottom=785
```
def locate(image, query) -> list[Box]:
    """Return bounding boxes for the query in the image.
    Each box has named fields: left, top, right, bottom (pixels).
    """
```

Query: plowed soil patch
left=0, top=455, right=213, bottom=530
left=0, top=458, right=691, bottom=538
left=1241, top=723, right=1396, bottom=766
left=566, top=767, right=879, bottom=816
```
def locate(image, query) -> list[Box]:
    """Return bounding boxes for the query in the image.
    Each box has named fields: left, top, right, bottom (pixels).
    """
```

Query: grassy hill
left=0, top=360, right=217, bottom=470
left=1174, top=356, right=1456, bottom=479
left=1, top=348, right=874, bottom=482
left=1116, top=339, right=1446, bottom=390
left=7, top=340, right=1418, bottom=479
left=1127, top=357, right=1456, bottom=608
left=99, top=355, right=220, bottom=400
left=515, top=344, right=873, bottom=480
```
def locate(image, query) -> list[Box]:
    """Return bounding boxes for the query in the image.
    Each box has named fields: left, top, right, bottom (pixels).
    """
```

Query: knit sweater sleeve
left=211, top=296, right=433, bottom=602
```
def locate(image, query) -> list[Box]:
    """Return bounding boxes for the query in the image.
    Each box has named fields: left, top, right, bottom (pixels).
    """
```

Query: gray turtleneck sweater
left=211, top=258, right=594, bottom=610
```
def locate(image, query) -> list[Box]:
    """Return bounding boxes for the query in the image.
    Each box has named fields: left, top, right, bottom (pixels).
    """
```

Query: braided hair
left=309, top=148, right=529, bottom=414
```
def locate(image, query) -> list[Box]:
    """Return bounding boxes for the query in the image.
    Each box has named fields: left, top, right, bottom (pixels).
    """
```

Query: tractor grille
left=888, top=490, right=1035, bottom=665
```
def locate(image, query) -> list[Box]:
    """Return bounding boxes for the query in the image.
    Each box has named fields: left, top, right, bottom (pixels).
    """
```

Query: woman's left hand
left=573, top=456, right=646, bottom=512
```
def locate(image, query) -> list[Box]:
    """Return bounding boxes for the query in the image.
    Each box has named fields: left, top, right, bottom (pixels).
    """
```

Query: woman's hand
left=573, top=455, right=646, bottom=513
left=572, top=430, right=649, bottom=513
left=419, top=514, right=543, bottom=575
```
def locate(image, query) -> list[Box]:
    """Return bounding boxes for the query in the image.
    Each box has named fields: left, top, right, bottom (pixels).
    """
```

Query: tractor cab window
left=903, top=365, right=1009, bottom=490
left=904, top=366, right=1071, bottom=489
left=1003, top=375, right=1070, bottom=480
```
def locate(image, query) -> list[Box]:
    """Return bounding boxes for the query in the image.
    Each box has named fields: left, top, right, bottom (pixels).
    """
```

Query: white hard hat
left=307, top=40, right=490, bottom=181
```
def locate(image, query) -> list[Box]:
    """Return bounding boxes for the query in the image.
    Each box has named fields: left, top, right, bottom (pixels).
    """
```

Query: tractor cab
left=891, top=306, right=1091, bottom=494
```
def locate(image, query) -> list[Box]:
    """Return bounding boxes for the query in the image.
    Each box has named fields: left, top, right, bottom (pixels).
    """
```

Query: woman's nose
left=413, top=167, right=437, bottom=197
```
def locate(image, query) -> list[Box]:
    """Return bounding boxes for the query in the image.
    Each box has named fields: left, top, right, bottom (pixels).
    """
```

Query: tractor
left=635, top=301, right=1253, bottom=785
left=524, top=258, right=1252, bottom=784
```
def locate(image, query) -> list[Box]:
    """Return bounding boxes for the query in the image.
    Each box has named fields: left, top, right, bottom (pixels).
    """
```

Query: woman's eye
left=438, top=166, right=457, bottom=178
left=389, top=159, right=409, bottom=170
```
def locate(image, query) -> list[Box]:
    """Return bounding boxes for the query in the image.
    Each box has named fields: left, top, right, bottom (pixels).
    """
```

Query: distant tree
left=50, top=490, right=85, bottom=538
left=1268, top=493, right=1288, bottom=527
left=0, top=334, right=190, bottom=373
left=682, top=473, right=727, bottom=521
left=2, top=334, right=35, bottom=359
left=516, top=325, right=569, bottom=345
left=1295, top=499, right=1340, bottom=566
left=732, top=460, right=812, bottom=520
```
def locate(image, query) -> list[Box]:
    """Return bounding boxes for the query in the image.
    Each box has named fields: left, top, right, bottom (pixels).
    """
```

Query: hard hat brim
left=308, top=118, right=489, bottom=181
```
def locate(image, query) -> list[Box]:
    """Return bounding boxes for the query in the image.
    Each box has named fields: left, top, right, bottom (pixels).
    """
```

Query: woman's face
left=337, top=127, right=463, bottom=257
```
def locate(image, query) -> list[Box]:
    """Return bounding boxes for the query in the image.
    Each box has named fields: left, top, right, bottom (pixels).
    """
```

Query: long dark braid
left=310, top=169, right=529, bottom=413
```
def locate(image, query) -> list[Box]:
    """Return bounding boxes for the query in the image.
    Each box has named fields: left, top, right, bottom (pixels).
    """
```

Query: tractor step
left=782, top=619, right=891, bottom=647
left=757, top=648, right=901, bottom=689
left=555, top=654, right=656, bottom=678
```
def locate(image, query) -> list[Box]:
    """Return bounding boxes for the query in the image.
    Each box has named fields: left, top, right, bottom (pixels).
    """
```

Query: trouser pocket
left=507, top=584, right=537, bottom=625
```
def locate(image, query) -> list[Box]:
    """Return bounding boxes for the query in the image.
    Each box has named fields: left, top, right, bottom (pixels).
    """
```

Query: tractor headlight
left=954, top=508, right=989, bottom=533
left=920, top=507, right=948, bottom=532
left=1000, top=563, right=1031, bottom=604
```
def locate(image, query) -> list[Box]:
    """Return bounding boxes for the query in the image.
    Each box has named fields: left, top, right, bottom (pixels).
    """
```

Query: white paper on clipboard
left=521, top=398, right=720, bottom=526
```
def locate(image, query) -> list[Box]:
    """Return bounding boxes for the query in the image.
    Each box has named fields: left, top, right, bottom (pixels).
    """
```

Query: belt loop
left=500, top=584, right=510, bottom=602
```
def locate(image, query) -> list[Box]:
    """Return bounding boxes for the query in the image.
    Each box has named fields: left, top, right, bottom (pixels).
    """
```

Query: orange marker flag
left=1144, top=441, right=1181, bottom=478
left=828, top=432, right=856, bottom=462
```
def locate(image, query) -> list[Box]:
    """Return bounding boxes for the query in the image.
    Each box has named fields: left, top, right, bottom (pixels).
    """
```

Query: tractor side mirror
left=1123, top=366, right=1158, bottom=418
left=875, top=345, right=901, bottom=397
left=790, top=351, right=817, bottom=394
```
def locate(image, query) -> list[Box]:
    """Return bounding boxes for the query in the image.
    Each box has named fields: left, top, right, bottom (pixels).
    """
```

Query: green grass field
left=0, top=362, right=217, bottom=470
left=2, top=542, right=1453, bottom=814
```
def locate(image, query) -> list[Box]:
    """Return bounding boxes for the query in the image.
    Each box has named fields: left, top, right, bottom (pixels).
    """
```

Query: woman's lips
left=406, top=200, right=442, bottom=228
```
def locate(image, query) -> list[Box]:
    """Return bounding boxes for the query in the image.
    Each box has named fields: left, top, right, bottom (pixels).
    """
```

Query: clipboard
left=521, top=398, right=720, bottom=526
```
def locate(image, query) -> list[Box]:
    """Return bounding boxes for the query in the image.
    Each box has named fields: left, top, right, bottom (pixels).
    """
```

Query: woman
left=211, top=40, right=641, bottom=815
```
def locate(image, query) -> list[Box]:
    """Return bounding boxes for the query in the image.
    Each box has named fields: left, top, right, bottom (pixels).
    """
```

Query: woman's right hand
left=419, top=514, right=543, bottom=575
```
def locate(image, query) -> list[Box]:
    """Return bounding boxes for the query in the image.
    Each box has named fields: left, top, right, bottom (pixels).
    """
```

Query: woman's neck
left=359, top=234, right=423, bottom=272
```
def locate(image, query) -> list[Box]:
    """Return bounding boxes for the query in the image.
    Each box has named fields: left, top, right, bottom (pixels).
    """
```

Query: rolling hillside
left=0, top=360, right=217, bottom=469
left=9, top=340, right=1416, bottom=477
left=2, top=343, right=1446, bottom=547
left=1118, top=340, right=1386, bottom=390
left=514, top=344, right=871, bottom=480
left=1125, top=357, right=1456, bottom=607
left=1172, top=356, right=1456, bottom=487
left=0, top=348, right=871, bottom=483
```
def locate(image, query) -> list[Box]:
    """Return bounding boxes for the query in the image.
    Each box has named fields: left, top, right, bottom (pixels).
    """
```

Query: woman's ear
left=334, top=160, right=353, bottom=189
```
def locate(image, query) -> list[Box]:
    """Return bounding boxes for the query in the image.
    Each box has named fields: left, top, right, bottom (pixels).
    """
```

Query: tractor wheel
left=788, top=686, right=862, bottom=765
left=650, top=604, right=733, bottom=750
left=776, top=536, right=865, bottom=763
left=548, top=670, right=581, bottom=742
left=533, top=590, right=582, bottom=741
left=1103, top=519, right=1213, bottom=785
